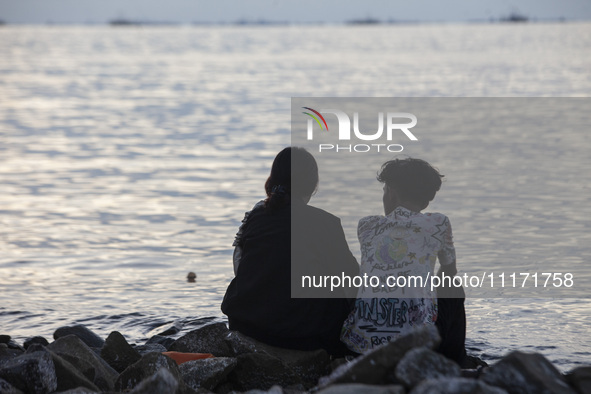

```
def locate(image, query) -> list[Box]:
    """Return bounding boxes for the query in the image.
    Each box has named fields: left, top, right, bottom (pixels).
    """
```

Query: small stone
left=53, top=325, right=104, bottom=349
left=0, top=351, right=58, bottom=394
left=395, top=347, right=461, bottom=388
left=411, top=377, right=508, bottom=394
left=480, top=351, right=577, bottom=394
left=179, top=356, right=237, bottom=390
left=565, top=366, right=591, bottom=394
left=100, top=331, right=142, bottom=373
left=129, top=368, right=179, bottom=394
left=23, top=336, right=49, bottom=350
left=169, top=322, right=232, bottom=357
left=146, top=335, right=175, bottom=350
left=318, top=383, right=406, bottom=394
left=318, top=325, right=441, bottom=388
left=5, top=340, right=25, bottom=352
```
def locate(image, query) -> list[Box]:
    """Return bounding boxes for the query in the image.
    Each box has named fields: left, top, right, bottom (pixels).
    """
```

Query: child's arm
left=437, top=215, right=457, bottom=277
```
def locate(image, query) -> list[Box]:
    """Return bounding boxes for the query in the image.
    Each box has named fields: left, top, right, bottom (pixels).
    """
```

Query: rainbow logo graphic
left=302, top=107, right=329, bottom=131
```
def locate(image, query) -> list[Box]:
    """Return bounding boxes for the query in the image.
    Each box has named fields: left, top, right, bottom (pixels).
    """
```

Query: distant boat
left=109, top=19, right=141, bottom=26
left=346, top=17, right=381, bottom=25
left=500, top=12, right=529, bottom=23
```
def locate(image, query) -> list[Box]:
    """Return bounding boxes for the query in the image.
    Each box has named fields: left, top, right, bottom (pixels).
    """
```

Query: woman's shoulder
left=294, top=202, right=342, bottom=224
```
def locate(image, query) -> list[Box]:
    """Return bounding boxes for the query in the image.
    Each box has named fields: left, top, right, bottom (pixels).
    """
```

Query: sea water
left=0, top=22, right=590, bottom=371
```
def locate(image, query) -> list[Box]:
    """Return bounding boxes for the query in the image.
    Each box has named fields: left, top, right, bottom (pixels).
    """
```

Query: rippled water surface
left=1, top=23, right=590, bottom=371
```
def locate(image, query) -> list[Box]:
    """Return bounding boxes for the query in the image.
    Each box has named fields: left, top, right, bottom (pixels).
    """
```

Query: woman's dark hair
left=264, top=147, right=318, bottom=212
left=377, top=157, right=444, bottom=210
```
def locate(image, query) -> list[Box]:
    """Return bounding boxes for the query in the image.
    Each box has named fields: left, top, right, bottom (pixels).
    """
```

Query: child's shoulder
left=421, top=211, right=451, bottom=225
left=358, top=214, right=385, bottom=227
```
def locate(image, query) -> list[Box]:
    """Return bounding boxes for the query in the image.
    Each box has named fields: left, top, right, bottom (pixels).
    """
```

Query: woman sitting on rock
left=221, top=147, right=359, bottom=356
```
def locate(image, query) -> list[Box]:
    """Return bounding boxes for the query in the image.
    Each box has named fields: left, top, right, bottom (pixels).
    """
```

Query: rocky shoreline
left=0, top=323, right=589, bottom=394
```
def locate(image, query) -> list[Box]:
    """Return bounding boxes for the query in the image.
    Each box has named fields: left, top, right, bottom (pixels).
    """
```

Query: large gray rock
left=395, top=347, right=461, bottom=388
left=565, top=366, right=591, bottom=394
left=169, top=322, right=232, bottom=357
left=318, top=325, right=441, bottom=388
left=115, top=352, right=187, bottom=394
left=0, top=351, right=58, bottom=393
left=480, top=351, right=577, bottom=394
left=179, top=356, right=237, bottom=391
left=225, top=330, right=330, bottom=387
left=100, top=331, right=142, bottom=372
left=0, top=377, right=24, bottom=394
left=129, top=368, right=179, bottom=394
left=40, top=348, right=99, bottom=392
left=411, top=377, right=508, bottom=394
left=317, top=383, right=406, bottom=394
left=47, top=334, right=118, bottom=391
left=53, top=325, right=105, bottom=349
left=227, top=352, right=303, bottom=392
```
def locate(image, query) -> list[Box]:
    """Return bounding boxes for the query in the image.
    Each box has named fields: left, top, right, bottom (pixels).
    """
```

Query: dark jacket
left=221, top=200, right=359, bottom=355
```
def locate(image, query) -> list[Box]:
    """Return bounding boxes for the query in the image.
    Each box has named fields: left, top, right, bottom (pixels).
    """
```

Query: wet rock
left=129, top=368, right=179, bottom=394
left=240, top=385, right=288, bottom=394
left=480, top=351, right=577, bottom=394
left=23, top=336, right=49, bottom=350
left=146, top=334, right=175, bottom=350
left=148, top=321, right=183, bottom=337
left=225, top=330, right=330, bottom=387
left=395, top=347, right=461, bottom=388
left=318, top=325, right=441, bottom=388
left=317, top=383, right=406, bottom=394
left=115, top=352, right=187, bottom=394
left=169, top=322, right=232, bottom=357
left=100, top=331, right=142, bottom=373
left=462, top=354, right=489, bottom=369
left=47, top=334, right=117, bottom=391
left=227, top=352, right=303, bottom=392
left=57, top=388, right=100, bottom=394
left=179, top=356, right=237, bottom=390
left=411, top=377, right=508, bottom=394
left=2, top=339, right=24, bottom=352
left=134, top=342, right=168, bottom=356
left=0, top=351, right=58, bottom=393
left=0, top=335, right=11, bottom=344
left=0, top=377, right=24, bottom=394
left=565, top=366, right=591, bottom=394
left=53, top=325, right=105, bottom=349
left=0, top=345, right=24, bottom=363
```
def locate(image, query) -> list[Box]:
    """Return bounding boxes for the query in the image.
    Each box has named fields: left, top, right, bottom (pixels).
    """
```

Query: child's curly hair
left=377, top=158, right=444, bottom=210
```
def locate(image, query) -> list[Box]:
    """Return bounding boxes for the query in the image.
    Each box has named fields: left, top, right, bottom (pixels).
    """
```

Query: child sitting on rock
left=341, top=157, right=467, bottom=364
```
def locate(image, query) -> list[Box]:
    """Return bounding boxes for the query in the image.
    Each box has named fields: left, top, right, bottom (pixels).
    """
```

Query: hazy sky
left=1, top=0, right=590, bottom=24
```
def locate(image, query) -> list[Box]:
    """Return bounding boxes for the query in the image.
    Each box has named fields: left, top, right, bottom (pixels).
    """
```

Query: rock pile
left=0, top=323, right=589, bottom=394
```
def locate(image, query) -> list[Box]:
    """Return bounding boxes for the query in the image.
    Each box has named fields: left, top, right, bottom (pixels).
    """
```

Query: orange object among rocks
left=162, top=351, right=214, bottom=365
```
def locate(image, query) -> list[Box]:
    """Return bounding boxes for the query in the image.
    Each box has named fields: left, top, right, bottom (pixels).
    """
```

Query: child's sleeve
left=438, top=216, right=456, bottom=266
